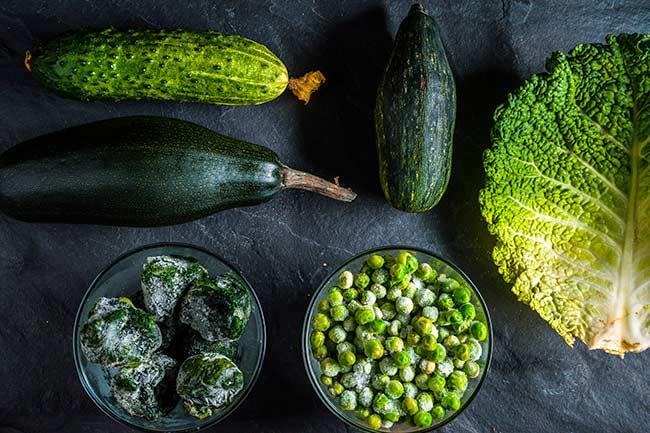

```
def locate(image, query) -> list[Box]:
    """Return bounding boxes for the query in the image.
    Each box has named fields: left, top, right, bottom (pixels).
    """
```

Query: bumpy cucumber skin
left=31, top=29, right=289, bottom=105
left=375, top=6, right=456, bottom=212
left=0, top=116, right=282, bottom=226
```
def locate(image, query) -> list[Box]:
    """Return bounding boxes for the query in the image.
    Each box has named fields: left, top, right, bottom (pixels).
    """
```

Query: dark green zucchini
left=375, top=4, right=456, bottom=212
left=27, top=29, right=325, bottom=105
left=0, top=116, right=355, bottom=226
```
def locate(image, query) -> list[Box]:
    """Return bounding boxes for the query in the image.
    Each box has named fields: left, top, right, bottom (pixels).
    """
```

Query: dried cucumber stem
left=288, top=71, right=326, bottom=104
left=281, top=166, right=356, bottom=202
left=24, top=51, right=32, bottom=71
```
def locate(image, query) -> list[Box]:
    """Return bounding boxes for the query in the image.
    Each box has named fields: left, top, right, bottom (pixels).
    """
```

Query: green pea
left=464, top=360, right=481, bottom=378
left=328, top=325, right=346, bottom=343
left=343, top=288, right=359, bottom=302
left=330, top=305, right=350, bottom=321
left=368, top=319, right=387, bottom=334
left=338, top=270, right=354, bottom=289
left=385, top=336, right=404, bottom=353
left=420, top=334, right=437, bottom=351
left=311, top=331, right=325, bottom=348
left=437, top=293, right=454, bottom=310
left=431, top=343, right=446, bottom=362
left=443, top=335, right=460, bottom=348
left=364, top=339, right=384, bottom=360
left=403, top=283, right=418, bottom=299
left=312, top=345, right=328, bottom=360
left=320, top=358, right=340, bottom=377
left=456, top=343, right=471, bottom=361
left=318, top=299, right=330, bottom=312
left=402, top=397, right=418, bottom=415
left=390, top=262, right=408, bottom=281
left=459, top=302, right=476, bottom=319
left=415, top=262, right=436, bottom=281
left=380, top=302, right=396, bottom=320
left=354, top=273, right=370, bottom=289
left=419, top=359, right=436, bottom=374
left=449, top=370, right=468, bottom=391
left=400, top=253, right=418, bottom=273
left=328, top=288, right=344, bottom=306
left=413, top=411, right=432, bottom=427
left=373, top=392, right=390, bottom=411
left=343, top=316, right=356, bottom=332
left=338, top=350, right=356, bottom=367
left=400, top=365, right=415, bottom=382
left=470, top=321, right=488, bottom=341
left=367, top=414, right=382, bottom=429
left=441, top=392, right=461, bottom=410
left=414, top=373, right=430, bottom=390
left=371, top=268, right=389, bottom=284
left=414, top=316, right=433, bottom=335
left=431, top=405, right=445, bottom=419
left=438, top=327, right=450, bottom=341
left=312, top=313, right=331, bottom=332
left=453, top=286, right=471, bottom=304
left=384, top=410, right=400, bottom=423
left=387, top=320, right=401, bottom=336
left=393, top=275, right=411, bottom=290
left=427, top=374, right=446, bottom=393
left=355, top=408, right=370, bottom=420
left=372, top=374, right=390, bottom=391
left=368, top=254, right=385, bottom=269
left=450, top=310, right=465, bottom=324
left=320, top=374, right=332, bottom=386
left=406, top=330, right=420, bottom=346
left=355, top=306, right=375, bottom=325
left=441, top=278, right=460, bottom=293
left=393, top=350, right=411, bottom=368
left=370, top=283, right=387, bottom=299
left=330, top=382, right=344, bottom=396
left=385, top=379, right=404, bottom=399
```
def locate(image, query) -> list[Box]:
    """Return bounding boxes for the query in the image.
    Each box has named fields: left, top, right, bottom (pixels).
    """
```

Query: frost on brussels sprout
left=183, top=331, right=239, bottom=360
left=111, top=353, right=177, bottom=420
left=177, top=352, right=244, bottom=419
left=180, top=274, right=251, bottom=341
left=80, top=297, right=162, bottom=368
left=141, top=255, right=207, bottom=322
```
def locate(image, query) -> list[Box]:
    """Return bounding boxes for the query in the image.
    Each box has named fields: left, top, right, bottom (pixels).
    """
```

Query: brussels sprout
left=180, top=274, right=251, bottom=341
left=183, top=331, right=239, bottom=360
left=80, top=297, right=161, bottom=368
left=141, top=255, right=207, bottom=322
left=177, top=352, right=244, bottom=418
left=111, top=353, right=177, bottom=420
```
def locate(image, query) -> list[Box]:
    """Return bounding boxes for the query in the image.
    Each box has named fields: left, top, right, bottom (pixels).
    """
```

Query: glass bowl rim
left=301, top=244, right=493, bottom=433
left=73, top=241, right=267, bottom=433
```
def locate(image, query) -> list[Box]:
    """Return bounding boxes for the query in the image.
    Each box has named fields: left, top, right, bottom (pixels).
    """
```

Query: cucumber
left=375, top=4, right=456, bottom=212
left=0, top=116, right=355, bottom=226
left=27, top=29, right=325, bottom=105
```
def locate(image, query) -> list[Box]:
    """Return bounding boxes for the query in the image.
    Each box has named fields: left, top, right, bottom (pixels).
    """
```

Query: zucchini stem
left=288, top=71, right=326, bottom=104
left=281, top=166, right=357, bottom=202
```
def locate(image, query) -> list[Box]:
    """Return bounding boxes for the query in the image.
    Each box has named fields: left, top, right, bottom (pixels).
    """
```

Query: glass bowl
left=73, top=243, right=266, bottom=432
left=302, top=246, right=492, bottom=432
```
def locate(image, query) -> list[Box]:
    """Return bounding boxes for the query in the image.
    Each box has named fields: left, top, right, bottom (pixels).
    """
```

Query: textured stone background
left=0, top=1, right=649, bottom=432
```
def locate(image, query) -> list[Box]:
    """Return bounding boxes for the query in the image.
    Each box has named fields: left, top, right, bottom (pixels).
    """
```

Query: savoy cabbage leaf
left=480, top=34, right=650, bottom=356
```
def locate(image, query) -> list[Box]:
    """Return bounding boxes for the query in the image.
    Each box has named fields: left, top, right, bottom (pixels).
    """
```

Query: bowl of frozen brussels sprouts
left=302, top=246, right=492, bottom=432
left=73, top=243, right=266, bottom=432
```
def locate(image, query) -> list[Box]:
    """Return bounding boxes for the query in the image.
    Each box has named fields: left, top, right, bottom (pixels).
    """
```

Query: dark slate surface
left=0, top=1, right=649, bottom=432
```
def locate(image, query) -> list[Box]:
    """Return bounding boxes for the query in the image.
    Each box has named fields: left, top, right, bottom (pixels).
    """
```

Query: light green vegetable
left=309, top=250, right=489, bottom=429
left=480, top=33, right=650, bottom=356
